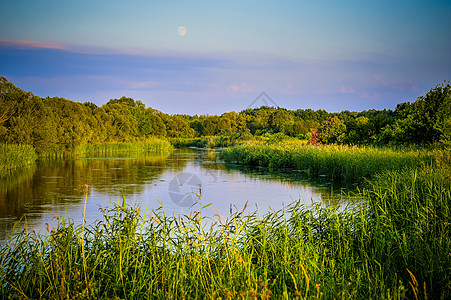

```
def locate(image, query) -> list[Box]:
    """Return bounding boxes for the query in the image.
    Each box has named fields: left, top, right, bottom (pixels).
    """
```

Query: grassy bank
left=1, top=139, right=172, bottom=173
left=1, top=159, right=449, bottom=299
left=0, top=144, right=38, bottom=173
left=34, top=138, right=174, bottom=159
left=75, top=138, right=173, bottom=156
left=220, top=141, right=436, bottom=184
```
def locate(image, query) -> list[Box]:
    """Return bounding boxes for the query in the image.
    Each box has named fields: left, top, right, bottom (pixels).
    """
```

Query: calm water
left=0, top=148, right=339, bottom=241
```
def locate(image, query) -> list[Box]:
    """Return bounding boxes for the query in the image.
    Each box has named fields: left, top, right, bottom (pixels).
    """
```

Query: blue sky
left=1, top=0, right=450, bottom=115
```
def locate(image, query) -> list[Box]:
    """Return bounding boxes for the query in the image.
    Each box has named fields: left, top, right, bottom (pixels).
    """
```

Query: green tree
left=190, top=119, right=204, bottom=136
left=166, top=115, right=195, bottom=138
left=103, top=103, right=139, bottom=141
left=320, top=116, right=346, bottom=144
left=269, top=109, right=294, bottom=135
left=379, top=82, right=451, bottom=146
left=148, top=110, right=167, bottom=137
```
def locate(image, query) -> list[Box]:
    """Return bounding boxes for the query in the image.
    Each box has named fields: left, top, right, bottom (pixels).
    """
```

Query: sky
left=1, top=0, right=450, bottom=115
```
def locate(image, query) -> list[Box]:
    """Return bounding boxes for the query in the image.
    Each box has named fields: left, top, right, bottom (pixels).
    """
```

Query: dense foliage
left=1, top=77, right=450, bottom=155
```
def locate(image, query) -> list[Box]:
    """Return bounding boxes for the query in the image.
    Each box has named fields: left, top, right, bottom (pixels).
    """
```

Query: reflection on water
left=0, top=148, right=342, bottom=241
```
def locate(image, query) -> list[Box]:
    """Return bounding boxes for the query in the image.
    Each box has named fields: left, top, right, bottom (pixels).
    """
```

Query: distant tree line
left=0, top=76, right=449, bottom=153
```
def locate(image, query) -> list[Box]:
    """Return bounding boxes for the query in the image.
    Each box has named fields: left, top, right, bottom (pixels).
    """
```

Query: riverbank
left=75, top=138, right=173, bottom=156
left=220, top=141, right=437, bottom=184
left=1, top=157, right=449, bottom=299
left=0, top=138, right=173, bottom=172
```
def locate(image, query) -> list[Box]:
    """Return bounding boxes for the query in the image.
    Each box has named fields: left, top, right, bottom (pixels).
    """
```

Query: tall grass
left=0, top=144, right=37, bottom=172
left=33, top=139, right=173, bottom=159
left=361, top=158, right=451, bottom=299
left=75, top=138, right=173, bottom=156
left=220, top=141, right=436, bottom=184
left=1, top=155, right=449, bottom=299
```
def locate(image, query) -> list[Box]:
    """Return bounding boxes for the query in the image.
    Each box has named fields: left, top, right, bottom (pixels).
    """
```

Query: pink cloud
left=372, top=74, right=418, bottom=92
left=339, top=85, right=355, bottom=94
left=228, top=82, right=255, bottom=93
left=0, top=39, right=68, bottom=50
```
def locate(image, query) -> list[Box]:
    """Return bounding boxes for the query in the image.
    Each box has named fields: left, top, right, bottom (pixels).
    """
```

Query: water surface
left=0, top=148, right=339, bottom=241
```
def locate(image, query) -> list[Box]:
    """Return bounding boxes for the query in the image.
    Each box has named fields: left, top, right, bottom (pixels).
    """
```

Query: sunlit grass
left=75, top=138, right=173, bottom=156
left=220, top=141, right=438, bottom=184
left=36, top=138, right=174, bottom=159
left=0, top=143, right=37, bottom=173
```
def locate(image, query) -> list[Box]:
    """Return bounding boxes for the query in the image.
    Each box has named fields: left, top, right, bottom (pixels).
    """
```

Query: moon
left=177, top=26, right=187, bottom=37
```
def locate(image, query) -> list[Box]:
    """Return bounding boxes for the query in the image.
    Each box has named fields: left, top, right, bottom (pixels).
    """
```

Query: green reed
left=74, top=138, right=173, bottom=156
left=0, top=143, right=37, bottom=172
left=1, top=156, right=449, bottom=299
left=220, top=141, right=436, bottom=184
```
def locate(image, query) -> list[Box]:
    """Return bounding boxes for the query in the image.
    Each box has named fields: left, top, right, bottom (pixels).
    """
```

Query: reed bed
left=220, top=142, right=436, bottom=183
left=0, top=143, right=37, bottom=172
left=1, top=157, right=449, bottom=299
left=36, top=138, right=173, bottom=159
left=75, top=138, right=173, bottom=156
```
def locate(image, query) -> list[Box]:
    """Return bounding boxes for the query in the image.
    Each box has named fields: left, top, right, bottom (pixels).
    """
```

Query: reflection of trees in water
left=80, top=155, right=169, bottom=196
left=0, top=164, right=37, bottom=196
left=0, top=165, right=37, bottom=222
left=0, top=154, right=173, bottom=221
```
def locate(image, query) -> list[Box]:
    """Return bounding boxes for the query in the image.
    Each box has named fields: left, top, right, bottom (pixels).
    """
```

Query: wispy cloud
left=372, top=74, right=418, bottom=93
left=0, top=39, right=68, bottom=50
left=339, top=85, right=356, bottom=94
left=228, top=82, right=255, bottom=93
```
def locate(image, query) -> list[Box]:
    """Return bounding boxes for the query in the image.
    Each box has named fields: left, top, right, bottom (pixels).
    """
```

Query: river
left=0, top=148, right=340, bottom=242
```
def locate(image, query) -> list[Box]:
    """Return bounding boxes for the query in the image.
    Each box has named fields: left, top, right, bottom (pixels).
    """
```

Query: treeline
left=1, top=76, right=450, bottom=153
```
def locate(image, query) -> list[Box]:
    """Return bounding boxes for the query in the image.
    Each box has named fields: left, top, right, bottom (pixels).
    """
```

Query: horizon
left=1, top=0, right=450, bottom=115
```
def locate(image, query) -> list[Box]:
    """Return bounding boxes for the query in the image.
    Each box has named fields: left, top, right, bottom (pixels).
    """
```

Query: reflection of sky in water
left=0, top=149, right=344, bottom=242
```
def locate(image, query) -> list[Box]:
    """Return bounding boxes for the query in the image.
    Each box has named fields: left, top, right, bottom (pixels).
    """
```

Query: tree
left=107, top=96, right=144, bottom=108
left=166, top=115, right=195, bottom=138
left=319, top=116, right=346, bottom=144
left=103, top=103, right=139, bottom=141
left=149, top=113, right=167, bottom=137
left=190, top=119, right=204, bottom=136
left=268, top=109, right=293, bottom=134
left=310, top=128, right=321, bottom=145
left=380, top=82, right=451, bottom=146
left=344, top=116, right=370, bottom=145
